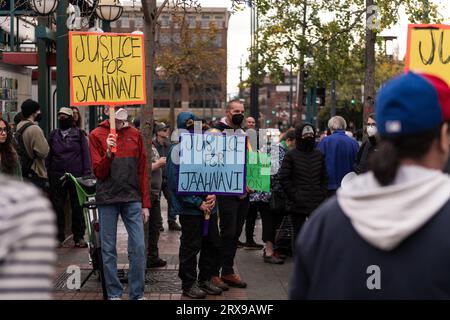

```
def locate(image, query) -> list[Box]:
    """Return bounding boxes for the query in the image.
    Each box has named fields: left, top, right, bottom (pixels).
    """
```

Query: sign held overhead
left=69, top=32, right=146, bottom=106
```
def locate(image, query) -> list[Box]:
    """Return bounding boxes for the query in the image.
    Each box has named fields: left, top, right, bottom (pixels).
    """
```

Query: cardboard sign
left=246, top=151, right=271, bottom=192
left=405, top=24, right=450, bottom=87
left=177, top=132, right=247, bottom=195
left=69, top=32, right=146, bottom=106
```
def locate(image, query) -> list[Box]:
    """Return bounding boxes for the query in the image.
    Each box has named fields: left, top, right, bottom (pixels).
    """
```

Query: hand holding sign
left=109, top=105, right=117, bottom=153
left=106, top=133, right=117, bottom=157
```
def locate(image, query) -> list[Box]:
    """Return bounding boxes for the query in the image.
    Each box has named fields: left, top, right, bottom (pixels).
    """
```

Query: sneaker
left=168, top=221, right=182, bottom=231
left=221, top=274, right=247, bottom=288
left=137, top=297, right=147, bottom=300
left=108, top=297, right=122, bottom=300
left=237, top=240, right=245, bottom=248
left=198, top=280, right=223, bottom=295
left=183, top=285, right=207, bottom=299
left=146, top=257, right=167, bottom=268
left=211, top=276, right=229, bottom=291
left=244, top=241, right=264, bottom=250
left=74, top=239, right=88, bottom=248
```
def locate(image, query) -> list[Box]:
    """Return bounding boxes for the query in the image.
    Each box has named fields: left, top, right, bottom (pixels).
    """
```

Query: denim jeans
left=98, top=202, right=145, bottom=300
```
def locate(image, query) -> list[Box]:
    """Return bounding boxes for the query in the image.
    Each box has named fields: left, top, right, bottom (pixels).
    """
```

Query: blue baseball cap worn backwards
left=376, top=71, right=450, bottom=136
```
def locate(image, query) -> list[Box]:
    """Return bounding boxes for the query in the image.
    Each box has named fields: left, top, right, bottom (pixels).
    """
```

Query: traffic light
left=351, top=96, right=356, bottom=105
left=272, top=110, right=276, bottom=115
left=316, top=87, right=326, bottom=106
left=266, top=119, right=271, bottom=124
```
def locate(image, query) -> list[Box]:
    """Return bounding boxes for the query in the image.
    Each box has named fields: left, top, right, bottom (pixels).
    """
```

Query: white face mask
left=367, top=125, right=377, bottom=137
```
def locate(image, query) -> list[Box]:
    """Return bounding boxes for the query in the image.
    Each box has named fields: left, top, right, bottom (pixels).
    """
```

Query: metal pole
left=289, top=65, right=293, bottom=127
left=37, top=18, right=50, bottom=136
left=249, top=3, right=259, bottom=127
left=9, top=0, right=14, bottom=50
left=56, top=0, right=69, bottom=111
left=102, top=20, right=111, bottom=32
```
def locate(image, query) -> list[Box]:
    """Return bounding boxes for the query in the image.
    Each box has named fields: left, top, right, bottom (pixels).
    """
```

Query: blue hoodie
left=166, top=112, right=218, bottom=216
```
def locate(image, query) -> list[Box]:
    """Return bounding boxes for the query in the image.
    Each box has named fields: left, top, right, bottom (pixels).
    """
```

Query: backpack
left=14, top=122, right=35, bottom=177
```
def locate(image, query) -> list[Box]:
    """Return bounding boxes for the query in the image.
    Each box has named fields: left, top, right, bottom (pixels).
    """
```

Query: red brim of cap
left=420, top=73, right=450, bottom=122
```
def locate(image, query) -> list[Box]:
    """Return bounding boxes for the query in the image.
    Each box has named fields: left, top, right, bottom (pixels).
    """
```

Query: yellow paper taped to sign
left=406, top=24, right=450, bottom=87
left=69, top=32, right=146, bottom=106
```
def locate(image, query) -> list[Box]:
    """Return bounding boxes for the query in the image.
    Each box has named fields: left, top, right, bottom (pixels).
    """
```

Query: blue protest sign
left=177, top=132, right=247, bottom=195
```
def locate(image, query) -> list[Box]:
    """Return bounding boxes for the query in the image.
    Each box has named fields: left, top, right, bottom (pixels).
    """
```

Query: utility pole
left=296, top=0, right=307, bottom=125
left=249, top=1, right=259, bottom=127
left=239, top=56, right=244, bottom=99
left=363, top=0, right=376, bottom=122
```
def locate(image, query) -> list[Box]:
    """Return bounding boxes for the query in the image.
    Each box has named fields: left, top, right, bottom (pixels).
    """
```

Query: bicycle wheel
left=93, top=247, right=108, bottom=300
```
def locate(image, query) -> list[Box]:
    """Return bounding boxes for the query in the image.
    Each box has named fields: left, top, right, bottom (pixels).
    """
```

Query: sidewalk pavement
left=53, top=198, right=292, bottom=300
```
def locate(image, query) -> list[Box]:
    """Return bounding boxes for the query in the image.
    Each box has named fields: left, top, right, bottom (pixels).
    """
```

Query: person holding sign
left=167, top=112, right=223, bottom=299
left=211, top=99, right=249, bottom=289
left=89, top=107, right=150, bottom=300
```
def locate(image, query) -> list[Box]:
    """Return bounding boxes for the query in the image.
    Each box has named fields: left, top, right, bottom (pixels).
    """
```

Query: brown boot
left=221, top=274, right=247, bottom=288
left=211, top=276, right=229, bottom=291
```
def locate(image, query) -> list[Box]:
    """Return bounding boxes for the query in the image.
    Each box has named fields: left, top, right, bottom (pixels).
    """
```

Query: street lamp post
left=29, top=0, right=59, bottom=136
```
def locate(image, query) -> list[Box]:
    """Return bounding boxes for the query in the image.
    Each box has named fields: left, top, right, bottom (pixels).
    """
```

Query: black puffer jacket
left=279, top=148, right=328, bottom=217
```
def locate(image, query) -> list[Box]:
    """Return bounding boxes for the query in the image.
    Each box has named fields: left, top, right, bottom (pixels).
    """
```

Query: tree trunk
left=141, top=0, right=157, bottom=256
left=296, top=0, right=307, bottom=126
left=364, top=0, right=376, bottom=121
left=169, top=77, right=176, bottom=128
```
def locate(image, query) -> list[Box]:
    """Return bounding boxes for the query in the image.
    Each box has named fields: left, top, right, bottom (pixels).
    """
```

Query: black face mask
left=59, top=118, right=73, bottom=130
left=231, top=114, right=244, bottom=126
left=35, top=113, right=42, bottom=123
left=298, top=137, right=315, bottom=151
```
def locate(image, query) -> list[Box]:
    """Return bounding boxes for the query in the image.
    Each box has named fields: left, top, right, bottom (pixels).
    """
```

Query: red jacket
left=89, top=120, right=151, bottom=208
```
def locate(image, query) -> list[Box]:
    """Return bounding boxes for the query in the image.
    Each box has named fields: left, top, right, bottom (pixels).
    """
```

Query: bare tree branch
left=156, top=0, right=170, bottom=20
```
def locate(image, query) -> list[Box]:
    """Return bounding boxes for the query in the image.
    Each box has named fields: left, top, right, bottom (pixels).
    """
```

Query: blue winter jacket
left=318, top=130, right=359, bottom=190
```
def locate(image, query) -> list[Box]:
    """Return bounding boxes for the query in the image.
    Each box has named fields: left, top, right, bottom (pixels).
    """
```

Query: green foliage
left=245, top=0, right=441, bottom=86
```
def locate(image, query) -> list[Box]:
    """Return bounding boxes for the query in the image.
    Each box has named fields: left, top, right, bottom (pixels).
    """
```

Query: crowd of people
left=2, top=70, right=450, bottom=300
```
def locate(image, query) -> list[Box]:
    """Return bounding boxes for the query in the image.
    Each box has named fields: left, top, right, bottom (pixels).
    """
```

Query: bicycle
left=61, top=173, right=108, bottom=300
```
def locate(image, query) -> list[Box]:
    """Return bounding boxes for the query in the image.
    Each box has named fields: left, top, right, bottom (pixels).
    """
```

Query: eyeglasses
left=366, top=123, right=376, bottom=127
left=0, top=128, right=7, bottom=135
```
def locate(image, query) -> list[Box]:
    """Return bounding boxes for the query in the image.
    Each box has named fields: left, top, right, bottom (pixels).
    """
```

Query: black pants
left=245, top=202, right=258, bottom=242
left=161, top=180, right=176, bottom=224
left=290, top=215, right=307, bottom=255
left=259, top=202, right=283, bottom=243
left=49, top=174, right=85, bottom=243
left=147, top=193, right=161, bottom=260
left=215, top=195, right=250, bottom=276
left=178, top=214, right=220, bottom=290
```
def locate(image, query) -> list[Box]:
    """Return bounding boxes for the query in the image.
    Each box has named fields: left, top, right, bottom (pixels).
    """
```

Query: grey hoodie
left=337, top=165, right=450, bottom=250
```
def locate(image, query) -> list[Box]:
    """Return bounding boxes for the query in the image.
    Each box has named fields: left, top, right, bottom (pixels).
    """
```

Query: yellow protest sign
left=406, top=24, right=450, bottom=87
left=69, top=32, right=146, bottom=106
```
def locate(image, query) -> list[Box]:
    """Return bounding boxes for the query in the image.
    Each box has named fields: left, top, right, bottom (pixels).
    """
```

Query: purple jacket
left=46, top=127, right=92, bottom=178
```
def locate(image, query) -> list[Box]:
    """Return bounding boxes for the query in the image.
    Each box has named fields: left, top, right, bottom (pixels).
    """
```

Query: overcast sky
left=197, top=0, right=450, bottom=98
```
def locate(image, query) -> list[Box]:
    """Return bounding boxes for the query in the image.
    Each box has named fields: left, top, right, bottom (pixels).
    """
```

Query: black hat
left=21, top=99, right=41, bottom=118
left=13, top=112, right=23, bottom=125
